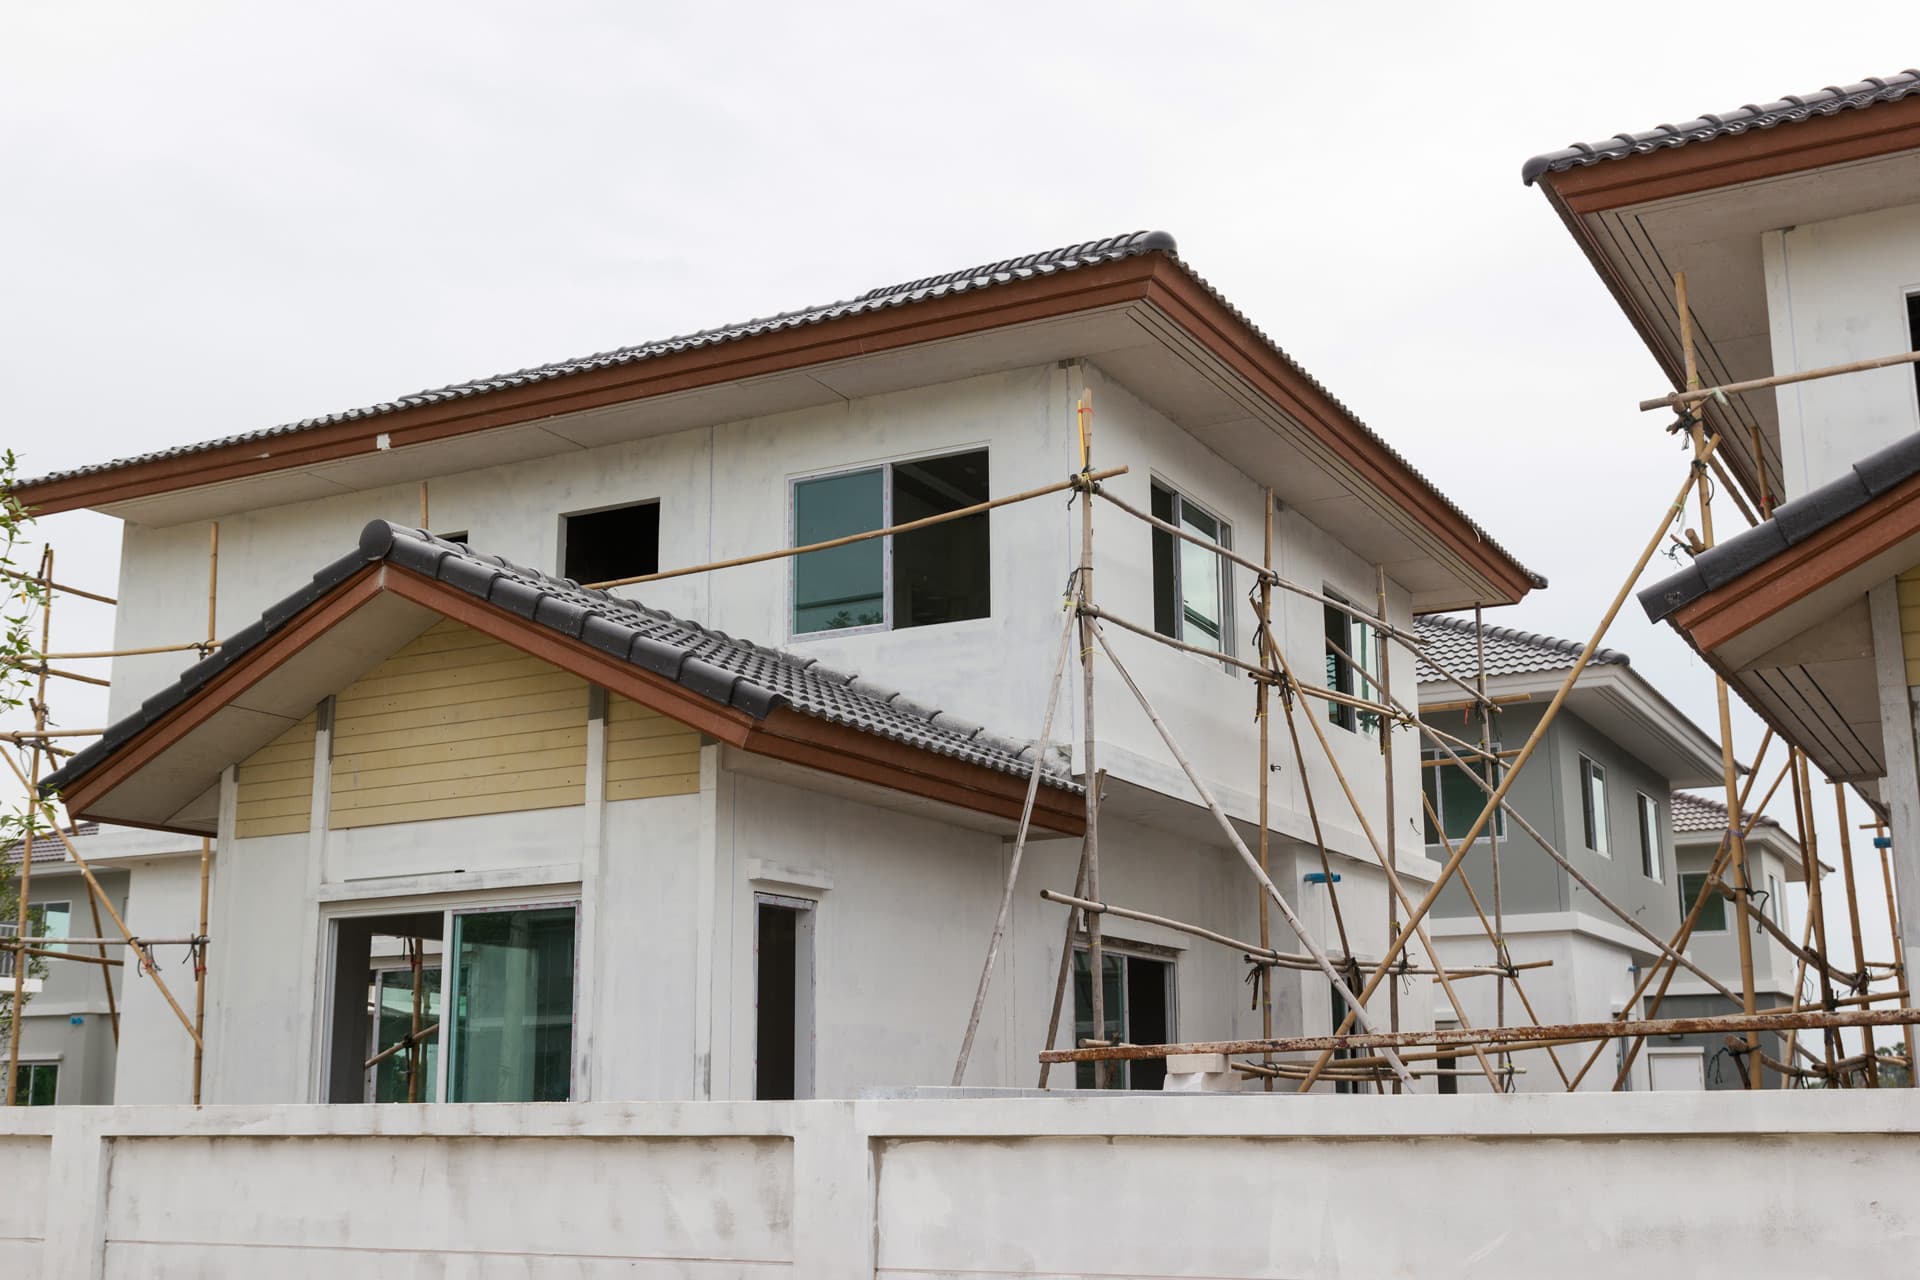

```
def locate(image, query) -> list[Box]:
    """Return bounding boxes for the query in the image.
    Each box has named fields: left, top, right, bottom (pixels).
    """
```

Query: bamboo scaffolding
left=0, top=565, right=113, bottom=606
left=1878, top=831, right=1919, bottom=1084
left=1295, top=441, right=1725, bottom=1091
left=192, top=520, right=217, bottom=1104
left=1789, top=749, right=1842, bottom=1075
left=1040, top=1006, right=1920, bottom=1066
left=32, top=642, right=212, bottom=662
left=1075, top=390, right=1107, bottom=1090
left=587, top=465, right=1130, bottom=591
left=1639, top=346, right=1920, bottom=412
left=1256, top=492, right=1275, bottom=1089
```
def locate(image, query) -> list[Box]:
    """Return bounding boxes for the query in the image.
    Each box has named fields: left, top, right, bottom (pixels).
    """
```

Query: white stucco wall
left=5, top=1093, right=1917, bottom=1277
left=1762, top=204, right=1920, bottom=498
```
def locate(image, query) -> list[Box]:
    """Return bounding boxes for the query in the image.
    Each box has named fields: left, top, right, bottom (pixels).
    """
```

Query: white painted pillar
left=1868, top=581, right=1920, bottom=961
left=40, top=1109, right=108, bottom=1280
left=790, top=1101, right=875, bottom=1275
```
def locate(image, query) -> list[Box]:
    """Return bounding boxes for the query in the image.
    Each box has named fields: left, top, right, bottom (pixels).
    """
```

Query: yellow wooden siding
left=1901, top=570, right=1920, bottom=686
left=607, top=694, right=702, bottom=802
left=329, top=619, right=590, bottom=828
left=235, top=712, right=317, bottom=839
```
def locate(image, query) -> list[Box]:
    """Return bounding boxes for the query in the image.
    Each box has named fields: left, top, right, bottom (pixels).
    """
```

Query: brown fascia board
left=1668, top=465, right=1920, bottom=655
left=1541, top=91, right=1920, bottom=215
left=15, top=257, right=1536, bottom=607
left=59, top=563, right=1085, bottom=838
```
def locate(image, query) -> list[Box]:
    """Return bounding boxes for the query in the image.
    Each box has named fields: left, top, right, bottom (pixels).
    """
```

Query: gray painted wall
left=9, top=869, right=128, bottom=1106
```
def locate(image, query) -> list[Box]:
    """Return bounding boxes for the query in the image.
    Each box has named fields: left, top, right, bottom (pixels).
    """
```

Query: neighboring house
left=1659, top=790, right=1808, bottom=1089
left=15, top=231, right=1539, bottom=1103
left=0, top=822, right=201, bottom=1105
left=1522, top=71, right=1920, bottom=974
left=1412, top=615, right=1759, bottom=1091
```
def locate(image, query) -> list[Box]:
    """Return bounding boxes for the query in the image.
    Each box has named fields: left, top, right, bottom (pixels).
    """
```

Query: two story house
left=1414, top=614, right=1806, bottom=1090
left=1522, top=70, right=1920, bottom=998
left=16, top=231, right=1539, bottom=1103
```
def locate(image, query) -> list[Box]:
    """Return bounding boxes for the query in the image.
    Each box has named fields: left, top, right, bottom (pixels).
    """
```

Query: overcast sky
left=5, top=3, right=1912, bottom=1050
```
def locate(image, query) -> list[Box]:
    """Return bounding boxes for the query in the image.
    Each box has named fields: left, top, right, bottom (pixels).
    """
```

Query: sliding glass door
left=444, top=904, right=577, bottom=1103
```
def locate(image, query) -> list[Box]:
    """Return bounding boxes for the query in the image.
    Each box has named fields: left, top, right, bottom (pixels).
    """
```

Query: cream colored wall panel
left=606, top=773, right=704, bottom=803
left=234, top=712, right=316, bottom=838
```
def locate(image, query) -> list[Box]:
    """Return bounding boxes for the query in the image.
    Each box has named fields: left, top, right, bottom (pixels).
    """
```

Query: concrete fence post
left=789, top=1101, right=875, bottom=1276
left=41, top=1109, right=110, bottom=1280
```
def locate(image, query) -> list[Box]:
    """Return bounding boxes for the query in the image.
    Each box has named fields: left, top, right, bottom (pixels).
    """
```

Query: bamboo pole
left=1085, top=620, right=1414, bottom=1084
left=1296, top=442, right=1724, bottom=1090
left=0, top=729, right=103, bottom=740
left=1036, top=772, right=1098, bottom=1089
left=587, top=465, right=1129, bottom=591
left=1257, top=492, right=1275, bottom=1089
left=1375, top=566, right=1403, bottom=1092
left=1833, top=784, right=1877, bottom=1086
left=952, top=607, right=1076, bottom=1084
left=1074, top=390, right=1108, bottom=1089
left=1639, top=346, right=1920, bottom=411
left=34, top=642, right=211, bottom=661
left=1879, top=833, right=1919, bottom=1084
left=1040, top=1006, right=1920, bottom=1066
left=192, top=521, right=217, bottom=1104
left=1678, top=270, right=1764, bottom=1089
left=7, top=665, right=109, bottom=688
left=1472, top=605, right=1512, bottom=1090
left=0, top=565, right=113, bottom=606
left=0, top=753, right=201, bottom=1048
left=1789, top=751, right=1840, bottom=1074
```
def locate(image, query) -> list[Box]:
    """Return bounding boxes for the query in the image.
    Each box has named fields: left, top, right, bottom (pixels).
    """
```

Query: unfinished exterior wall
left=5, top=1093, right=1916, bottom=1277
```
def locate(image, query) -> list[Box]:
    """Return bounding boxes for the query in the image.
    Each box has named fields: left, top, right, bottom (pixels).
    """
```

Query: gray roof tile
left=43, top=524, right=1076, bottom=800
left=1414, top=614, right=1628, bottom=685
left=1672, top=789, right=1781, bottom=836
left=1, top=822, right=95, bottom=864
left=1523, top=69, right=1920, bottom=184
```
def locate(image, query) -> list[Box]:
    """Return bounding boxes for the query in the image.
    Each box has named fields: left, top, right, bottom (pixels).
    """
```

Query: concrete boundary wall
left=0, top=1093, right=1913, bottom=1276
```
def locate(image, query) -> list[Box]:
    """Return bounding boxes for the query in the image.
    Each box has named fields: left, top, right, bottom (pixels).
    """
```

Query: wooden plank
left=607, top=751, right=703, bottom=783
left=237, top=813, right=311, bottom=838
left=232, top=774, right=315, bottom=803
left=332, top=745, right=590, bottom=794
left=607, top=772, right=703, bottom=803
left=235, top=756, right=322, bottom=785
left=607, top=707, right=697, bottom=737
left=339, top=650, right=557, bottom=700
left=333, top=725, right=589, bottom=774
left=330, top=787, right=585, bottom=829
left=334, top=669, right=586, bottom=719
left=331, top=765, right=587, bottom=813
left=236, top=792, right=317, bottom=820
left=329, top=707, right=587, bottom=755
left=331, top=687, right=588, bottom=741
left=605, top=732, right=701, bottom=764
left=610, top=695, right=677, bottom=723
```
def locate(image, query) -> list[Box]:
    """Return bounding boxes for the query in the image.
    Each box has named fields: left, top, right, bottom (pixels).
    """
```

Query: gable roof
left=10, top=231, right=1541, bottom=608
left=1523, top=69, right=1920, bottom=184
left=1414, top=614, right=1629, bottom=683
left=44, top=522, right=1081, bottom=834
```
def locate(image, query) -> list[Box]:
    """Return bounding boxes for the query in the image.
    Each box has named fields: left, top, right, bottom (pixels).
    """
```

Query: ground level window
left=1420, top=747, right=1505, bottom=846
left=562, top=501, right=660, bottom=586
left=11, top=1062, right=56, bottom=1106
left=1680, top=872, right=1727, bottom=933
left=1324, top=599, right=1380, bottom=735
left=1073, top=947, right=1173, bottom=1091
left=1149, top=481, right=1230, bottom=653
left=791, top=449, right=990, bottom=635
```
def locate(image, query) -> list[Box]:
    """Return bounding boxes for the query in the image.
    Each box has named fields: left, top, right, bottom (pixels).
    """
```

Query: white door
left=1647, top=1047, right=1706, bottom=1091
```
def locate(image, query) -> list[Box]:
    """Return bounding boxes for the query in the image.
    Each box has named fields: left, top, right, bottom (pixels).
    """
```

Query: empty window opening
left=1680, top=871, right=1728, bottom=933
left=1579, top=756, right=1611, bottom=856
left=755, top=895, right=815, bottom=1101
left=1908, top=291, right=1920, bottom=404
left=1420, top=747, right=1505, bottom=847
left=326, top=911, right=442, bottom=1104
left=1329, top=983, right=1366, bottom=1094
left=1324, top=599, right=1381, bottom=736
left=1073, top=946, right=1173, bottom=1091
left=12, top=1062, right=56, bottom=1106
left=1150, top=481, right=1230, bottom=653
left=1435, top=1020, right=1459, bottom=1096
left=1638, top=793, right=1662, bottom=882
left=562, top=501, right=660, bottom=586
left=791, top=450, right=989, bottom=635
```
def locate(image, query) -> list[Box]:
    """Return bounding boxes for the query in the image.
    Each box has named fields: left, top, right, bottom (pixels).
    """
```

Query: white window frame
left=1580, top=755, right=1611, bottom=857
left=1637, top=793, right=1662, bottom=882
left=319, top=891, right=580, bottom=1106
left=787, top=447, right=991, bottom=642
left=1324, top=592, right=1382, bottom=738
left=753, top=891, right=817, bottom=1101
left=1680, top=871, right=1728, bottom=935
left=1149, top=478, right=1234, bottom=656
left=1071, top=937, right=1179, bottom=1090
left=365, top=956, right=443, bottom=1103
left=1421, top=743, right=1506, bottom=845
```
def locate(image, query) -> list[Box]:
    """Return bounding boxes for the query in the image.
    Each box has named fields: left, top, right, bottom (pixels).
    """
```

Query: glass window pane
left=1681, top=873, right=1726, bottom=932
left=1421, top=753, right=1443, bottom=845
left=1151, top=484, right=1178, bottom=638
left=1438, top=761, right=1501, bottom=841
left=14, top=1062, right=56, bottom=1106
left=447, top=907, right=576, bottom=1103
left=793, top=469, right=884, bottom=634
left=892, top=451, right=990, bottom=630
left=373, top=966, right=441, bottom=1103
left=1178, top=534, right=1222, bottom=646
left=38, top=902, right=69, bottom=954
left=1072, top=950, right=1127, bottom=1090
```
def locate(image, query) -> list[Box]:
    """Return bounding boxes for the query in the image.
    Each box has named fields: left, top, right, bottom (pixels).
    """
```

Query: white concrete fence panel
left=0, top=1093, right=1912, bottom=1277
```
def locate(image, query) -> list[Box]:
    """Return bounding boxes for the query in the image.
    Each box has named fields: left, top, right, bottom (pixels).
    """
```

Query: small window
left=1073, top=947, right=1173, bottom=1091
left=1149, top=481, right=1231, bottom=653
left=1325, top=599, right=1381, bottom=736
left=11, top=1062, right=56, bottom=1106
left=562, top=502, right=660, bottom=585
left=1420, top=747, right=1505, bottom=845
left=1680, top=872, right=1727, bottom=933
left=1768, top=873, right=1784, bottom=927
left=755, top=894, right=816, bottom=1101
left=1580, top=756, right=1611, bottom=856
left=1637, top=794, right=1662, bottom=882
left=792, top=450, right=989, bottom=636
